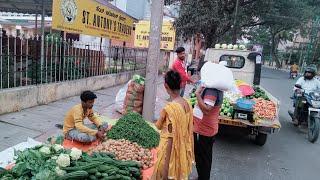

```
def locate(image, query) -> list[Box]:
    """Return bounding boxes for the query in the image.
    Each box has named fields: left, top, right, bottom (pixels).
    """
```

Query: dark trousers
left=194, top=133, right=215, bottom=180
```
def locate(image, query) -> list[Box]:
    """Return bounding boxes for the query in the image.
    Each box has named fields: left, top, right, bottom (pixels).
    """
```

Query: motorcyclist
left=292, top=66, right=320, bottom=124
left=290, top=62, right=299, bottom=78
left=295, top=67, right=320, bottom=93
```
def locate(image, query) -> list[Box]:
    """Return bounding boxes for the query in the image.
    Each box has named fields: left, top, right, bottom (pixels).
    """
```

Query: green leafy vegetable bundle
left=107, top=112, right=160, bottom=148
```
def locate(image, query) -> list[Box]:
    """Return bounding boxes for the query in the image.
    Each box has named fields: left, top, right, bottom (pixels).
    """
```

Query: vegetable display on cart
left=220, top=98, right=234, bottom=117
left=247, top=86, right=270, bottom=101
left=253, top=98, right=277, bottom=120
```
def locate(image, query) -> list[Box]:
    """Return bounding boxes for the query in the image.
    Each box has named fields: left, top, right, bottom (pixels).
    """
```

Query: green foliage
left=175, top=0, right=320, bottom=58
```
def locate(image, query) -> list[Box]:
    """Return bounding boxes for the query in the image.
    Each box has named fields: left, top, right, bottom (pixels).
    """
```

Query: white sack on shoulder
left=200, top=61, right=234, bottom=91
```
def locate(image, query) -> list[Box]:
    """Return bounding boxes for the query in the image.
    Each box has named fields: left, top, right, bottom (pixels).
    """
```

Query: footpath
left=0, top=77, right=179, bottom=152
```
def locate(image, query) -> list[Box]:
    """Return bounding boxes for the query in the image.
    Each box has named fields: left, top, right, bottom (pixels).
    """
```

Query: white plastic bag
left=200, top=62, right=234, bottom=91
left=115, top=81, right=130, bottom=113
left=0, top=138, right=42, bottom=168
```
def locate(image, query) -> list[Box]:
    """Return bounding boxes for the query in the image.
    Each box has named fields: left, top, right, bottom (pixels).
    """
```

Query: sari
left=152, top=102, right=194, bottom=180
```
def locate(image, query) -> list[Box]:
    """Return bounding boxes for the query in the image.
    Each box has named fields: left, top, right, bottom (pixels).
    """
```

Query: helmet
left=304, top=66, right=317, bottom=80
left=305, top=66, right=316, bottom=75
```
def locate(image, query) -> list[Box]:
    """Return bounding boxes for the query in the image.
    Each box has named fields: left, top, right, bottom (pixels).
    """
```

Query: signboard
left=134, top=20, right=176, bottom=51
left=52, top=0, right=134, bottom=41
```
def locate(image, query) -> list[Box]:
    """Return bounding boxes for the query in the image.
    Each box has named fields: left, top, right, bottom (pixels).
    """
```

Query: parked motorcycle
left=288, top=84, right=320, bottom=143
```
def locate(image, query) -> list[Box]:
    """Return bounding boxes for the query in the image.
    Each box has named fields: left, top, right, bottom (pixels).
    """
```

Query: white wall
left=0, top=70, right=145, bottom=115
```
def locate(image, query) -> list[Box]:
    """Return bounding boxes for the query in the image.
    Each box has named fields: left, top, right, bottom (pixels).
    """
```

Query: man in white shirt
left=295, top=67, right=320, bottom=93
left=293, top=66, right=320, bottom=124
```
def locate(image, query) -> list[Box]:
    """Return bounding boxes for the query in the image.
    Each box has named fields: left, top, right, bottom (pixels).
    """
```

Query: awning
left=0, top=0, right=52, bottom=15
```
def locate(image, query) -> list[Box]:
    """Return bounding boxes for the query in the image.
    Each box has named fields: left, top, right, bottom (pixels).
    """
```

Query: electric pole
left=142, top=0, right=165, bottom=121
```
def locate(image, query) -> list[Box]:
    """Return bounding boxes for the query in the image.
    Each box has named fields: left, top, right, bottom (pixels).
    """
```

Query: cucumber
left=101, top=173, right=109, bottom=177
left=89, top=175, right=97, bottom=180
left=95, top=171, right=102, bottom=177
left=99, top=152, right=116, bottom=159
left=102, top=175, right=121, bottom=180
left=115, top=160, right=141, bottom=168
left=87, top=168, right=98, bottom=174
left=118, top=169, right=130, bottom=176
left=62, top=162, right=103, bottom=171
left=59, top=170, right=88, bottom=180
left=98, top=165, right=115, bottom=172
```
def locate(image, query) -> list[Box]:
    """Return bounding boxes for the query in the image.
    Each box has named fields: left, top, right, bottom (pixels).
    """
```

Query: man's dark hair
left=175, top=47, right=185, bottom=53
left=165, top=70, right=181, bottom=91
left=80, top=91, right=97, bottom=102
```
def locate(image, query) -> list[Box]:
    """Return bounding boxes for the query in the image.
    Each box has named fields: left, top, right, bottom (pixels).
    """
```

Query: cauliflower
left=214, top=44, right=221, bottom=49
left=221, top=44, right=227, bottom=49
left=239, top=44, right=246, bottom=50
left=227, top=44, right=234, bottom=49
left=233, top=44, right=239, bottom=50
left=56, top=154, right=70, bottom=167
left=70, top=147, right=82, bottom=160
left=39, top=146, right=51, bottom=155
left=53, top=144, right=63, bottom=152
left=55, top=167, right=66, bottom=176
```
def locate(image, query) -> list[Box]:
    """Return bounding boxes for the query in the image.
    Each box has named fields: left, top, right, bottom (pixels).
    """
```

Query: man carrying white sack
left=193, top=61, right=234, bottom=179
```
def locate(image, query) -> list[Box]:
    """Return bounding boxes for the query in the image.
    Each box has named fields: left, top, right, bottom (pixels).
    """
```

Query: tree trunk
left=205, top=33, right=214, bottom=48
left=194, top=33, right=202, bottom=61
left=271, top=34, right=281, bottom=68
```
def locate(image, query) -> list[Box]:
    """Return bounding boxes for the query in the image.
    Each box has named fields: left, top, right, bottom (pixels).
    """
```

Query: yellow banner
left=134, top=21, right=176, bottom=51
left=52, top=0, right=134, bottom=41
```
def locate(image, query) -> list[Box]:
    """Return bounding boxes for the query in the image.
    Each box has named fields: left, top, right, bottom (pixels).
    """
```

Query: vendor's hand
left=195, top=86, right=205, bottom=96
left=96, top=130, right=105, bottom=140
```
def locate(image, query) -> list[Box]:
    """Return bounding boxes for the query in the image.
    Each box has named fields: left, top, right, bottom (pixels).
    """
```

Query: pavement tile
left=0, top=123, right=42, bottom=151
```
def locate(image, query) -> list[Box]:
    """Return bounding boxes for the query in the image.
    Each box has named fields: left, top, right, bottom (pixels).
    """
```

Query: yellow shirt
left=63, top=104, right=102, bottom=136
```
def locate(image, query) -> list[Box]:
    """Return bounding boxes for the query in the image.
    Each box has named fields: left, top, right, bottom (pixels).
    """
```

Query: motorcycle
left=290, top=71, right=298, bottom=79
left=288, top=84, right=320, bottom=143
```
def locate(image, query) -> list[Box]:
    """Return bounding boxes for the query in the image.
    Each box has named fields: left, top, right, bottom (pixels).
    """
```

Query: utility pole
left=142, top=0, right=165, bottom=121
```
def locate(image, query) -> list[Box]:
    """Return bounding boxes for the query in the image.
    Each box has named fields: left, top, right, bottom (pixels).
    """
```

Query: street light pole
left=142, top=0, right=165, bottom=121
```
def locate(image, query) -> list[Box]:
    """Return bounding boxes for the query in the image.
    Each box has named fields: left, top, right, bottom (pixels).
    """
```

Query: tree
left=246, top=0, right=318, bottom=67
left=175, top=0, right=270, bottom=48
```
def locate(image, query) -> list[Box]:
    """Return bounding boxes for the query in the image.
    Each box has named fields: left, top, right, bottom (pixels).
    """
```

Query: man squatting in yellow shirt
left=63, top=91, right=108, bottom=143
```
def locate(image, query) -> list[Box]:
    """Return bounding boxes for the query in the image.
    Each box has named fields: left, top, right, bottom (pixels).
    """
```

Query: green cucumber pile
left=61, top=152, right=141, bottom=180
left=220, top=99, right=234, bottom=117
left=107, top=112, right=160, bottom=149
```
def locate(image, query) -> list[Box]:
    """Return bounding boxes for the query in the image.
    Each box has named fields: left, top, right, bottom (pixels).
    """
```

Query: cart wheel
left=254, top=133, right=268, bottom=146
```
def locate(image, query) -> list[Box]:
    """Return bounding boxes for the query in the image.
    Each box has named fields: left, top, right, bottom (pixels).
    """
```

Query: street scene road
left=1, top=0, right=320, bottom=179
left=212, top=67, right=320, bottom=180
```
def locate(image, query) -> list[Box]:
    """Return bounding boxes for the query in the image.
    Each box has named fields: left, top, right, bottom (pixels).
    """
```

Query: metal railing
left=0, top=33, right=147, bottom=90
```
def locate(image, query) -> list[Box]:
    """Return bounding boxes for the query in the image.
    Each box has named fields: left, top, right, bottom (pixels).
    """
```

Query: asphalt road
left=211, top=67, right=320, bottom=180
